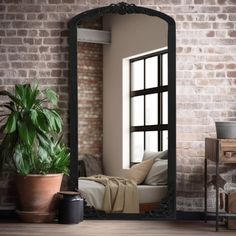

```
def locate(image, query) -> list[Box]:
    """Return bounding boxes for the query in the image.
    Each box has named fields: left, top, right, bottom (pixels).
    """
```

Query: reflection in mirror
left=69, top=3, right=176, bottom=218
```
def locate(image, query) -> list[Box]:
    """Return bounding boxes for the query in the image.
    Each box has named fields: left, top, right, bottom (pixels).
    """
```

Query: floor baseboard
left=176, top=211, right=208, bottom=220
left=0, top=209, right=213, bottom=221
left=0, top=209, right=17, bottom=219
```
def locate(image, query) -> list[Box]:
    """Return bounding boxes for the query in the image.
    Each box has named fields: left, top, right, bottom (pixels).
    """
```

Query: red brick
left=62, top=0, right=75, bottom=3
left=0, top=22, right=11, bottom=28
left=15, top=14, right=25, bottom=20
left=18, top=70, right=27, bottom=77
left=228, top=30, right=236, bottom=37
left=23, top=38, right=34, bottom=45
left=218, top=0, right=235, bottom=4
left=205, top=0, right=217, bottom=4
left=140, top=0, right=155, bottom=4
left=47, top=62, right=67, bottom=68
left=0, top=62, right=9, bottom=68
left=217, top=14, right=227, bottom=20
left=0, top=30, right=5, bottom=36
left=213, top=22, right=234, bottom=29
left=192, top=22, right=211, bottom=29
left=0, top=55, right=7, bottom=61
left=49, top=0, right=61, bottom=3
left=28, top=30, right=38, bottom=37
left=50, top=30, right=61, bottom=37
left=27, top=14, right=36, bottom=20
left=2, top=38, right=22, bottom=45
left=23, top=5, right=42, bottom=12
left=206, top=31, right=215, bottom=37
left=7, top=5, right=21, bottom=12
left=227, top=71, right=236, bottom=77
left=57, top=5, right=72, bottom=12
left=28, top=70, right=37, bottom=77
left=200, top=6, right=220, bottom=13
left=39, top=70, right=51, bottom=77
left=41, top=5, right=55, bottom=12
left=39, top=30, right=50, bottom=37
left=38, top=13, right=48, bottom=20
left=223, top=7, right=236, bottom=13
left=5, top=14, right=15, bottom=20
left=43, top=38, right=63, bottom=45
left=12, top=21, right=42, bottom=28
left=226, top=64, right=236, bottom=69
left=0, top=5, right=5, bottom=12
left=194, top=0, right=203, bottom=4
left=17, top=30, right=27, bottom=36
left=28, top=47, right=38, bottom=53
left=216, top=71, right=225, bottom=77
left=43, top=21, right=65, bottom=28
left=39, top=46, right=49, bottom=53
left=229, top=14, right=236, bottom=21
left=34, top=39, right=42, bottom=45
left=51, top=70, right=62, bottom=77
left=75, top=0, right=86, bottom=4
left=40, top=54, right=51, bottom=61
left=11, top=62, right=34, bottom=68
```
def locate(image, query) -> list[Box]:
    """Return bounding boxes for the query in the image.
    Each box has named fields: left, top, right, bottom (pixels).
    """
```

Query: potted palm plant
left=0, top=83, right=69, bottom=223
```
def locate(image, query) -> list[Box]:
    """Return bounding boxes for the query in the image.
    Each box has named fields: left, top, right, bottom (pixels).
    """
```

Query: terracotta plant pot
left=15, top=174, right=63, bottom=223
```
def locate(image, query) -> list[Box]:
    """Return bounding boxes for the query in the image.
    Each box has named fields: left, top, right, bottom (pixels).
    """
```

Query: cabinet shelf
left=205, top=138, right=236, bottom=164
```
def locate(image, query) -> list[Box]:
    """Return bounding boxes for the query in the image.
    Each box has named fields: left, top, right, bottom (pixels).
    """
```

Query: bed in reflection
left=78, top=150, right=168, bottom=214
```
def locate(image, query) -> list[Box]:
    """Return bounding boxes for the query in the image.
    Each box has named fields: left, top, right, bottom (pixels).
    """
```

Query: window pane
left=145, top=56, right=157, bottom=89
left=131, top=132, right=144, bottom=162
left=145, top=131, right=158, bottom=152
left=162, top=92, right=168, bottom=124
left=146, top=94, right=157, bottom=125
left=162, top=53, right=168, bottom=86
left=163, top=130, right=168, bottom=151
left=131, top=96, right=144, bottom=126
left=131, top=60, right=144, bottom=91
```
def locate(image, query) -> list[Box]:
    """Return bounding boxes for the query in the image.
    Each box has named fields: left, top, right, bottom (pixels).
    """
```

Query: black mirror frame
left=68, top=2, right=176, bottom=219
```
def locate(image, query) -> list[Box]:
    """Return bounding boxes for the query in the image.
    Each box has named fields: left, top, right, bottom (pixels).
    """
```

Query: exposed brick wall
left=0, top=0, right=236, bottom=212
left=77, top=18, right=103, bottom=158
left=173, top=1, right=236, bottom=211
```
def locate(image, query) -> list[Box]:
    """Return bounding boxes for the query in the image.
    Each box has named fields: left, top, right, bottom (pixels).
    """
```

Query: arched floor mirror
left=68, top=2, right=176, bottom=219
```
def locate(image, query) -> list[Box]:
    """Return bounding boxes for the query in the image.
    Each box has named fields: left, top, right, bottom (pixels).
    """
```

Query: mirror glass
left=70, top=4, right=175, bottom=218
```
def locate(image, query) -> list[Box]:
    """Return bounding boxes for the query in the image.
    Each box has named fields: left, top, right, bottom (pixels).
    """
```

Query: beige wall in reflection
left=103, top=14, right=168, bottom=176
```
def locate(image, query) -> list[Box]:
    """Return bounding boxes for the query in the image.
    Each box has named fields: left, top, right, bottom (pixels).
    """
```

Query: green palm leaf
left=17, top=121, right=36, bottom=146
left=4, top=112, right=17, bottom=133
left=45, top=88, right=58, bottom=105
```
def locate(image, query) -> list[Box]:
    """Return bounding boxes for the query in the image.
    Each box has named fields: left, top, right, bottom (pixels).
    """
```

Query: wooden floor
left=0, top=220, right=235, bottom=236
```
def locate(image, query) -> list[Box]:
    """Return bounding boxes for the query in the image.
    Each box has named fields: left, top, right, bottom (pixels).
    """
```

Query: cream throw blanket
left=80, top=175, right=139, bottom=213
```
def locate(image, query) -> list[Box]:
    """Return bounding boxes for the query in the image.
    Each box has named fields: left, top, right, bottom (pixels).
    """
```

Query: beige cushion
left=125, top=158, right=154, bottom=184
left=143, top=150, right=168, bottom=162
left=144, top=159, right=168, bottom=185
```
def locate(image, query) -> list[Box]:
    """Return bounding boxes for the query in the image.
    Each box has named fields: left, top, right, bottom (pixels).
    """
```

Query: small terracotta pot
left=15, top=174, right=63, bottom=222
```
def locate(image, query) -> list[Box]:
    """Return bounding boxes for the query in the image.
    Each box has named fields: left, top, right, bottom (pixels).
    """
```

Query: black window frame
left=130, top=49, right=168, bottom=165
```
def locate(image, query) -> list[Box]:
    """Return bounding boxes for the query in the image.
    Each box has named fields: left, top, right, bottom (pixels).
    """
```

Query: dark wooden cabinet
left=205, top=138, right=236, bottom=231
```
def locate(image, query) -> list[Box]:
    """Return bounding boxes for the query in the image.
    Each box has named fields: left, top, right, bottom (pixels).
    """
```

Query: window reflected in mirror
left=130, top=50, right=168, bottom=164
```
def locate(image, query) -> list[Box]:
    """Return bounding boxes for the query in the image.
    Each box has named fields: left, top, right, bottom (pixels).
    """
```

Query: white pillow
left=144, top=159, right=168, bottom=185
left=143, top=150, right=168, bottom=162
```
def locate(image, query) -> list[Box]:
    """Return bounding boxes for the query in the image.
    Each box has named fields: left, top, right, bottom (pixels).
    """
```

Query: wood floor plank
left=0, top=220, right=235, bottom=236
